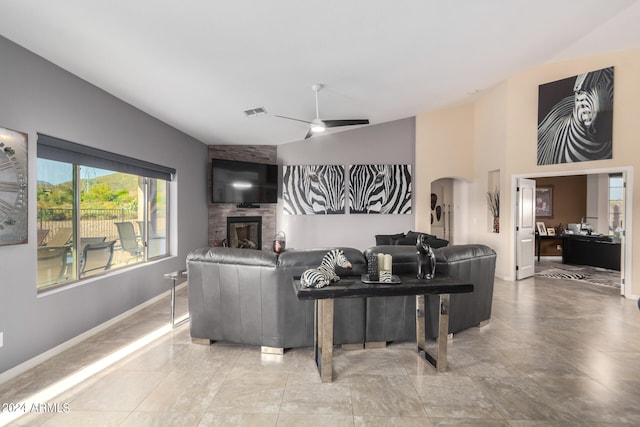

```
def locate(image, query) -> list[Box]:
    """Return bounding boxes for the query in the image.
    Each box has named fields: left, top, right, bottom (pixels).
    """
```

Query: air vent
left=244, top=107, right=267, bottom=117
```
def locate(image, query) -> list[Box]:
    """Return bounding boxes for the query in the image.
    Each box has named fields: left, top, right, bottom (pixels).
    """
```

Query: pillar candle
left=377, top=253, right=385, bottom=272
left=383, top=254, right=392, bottom=272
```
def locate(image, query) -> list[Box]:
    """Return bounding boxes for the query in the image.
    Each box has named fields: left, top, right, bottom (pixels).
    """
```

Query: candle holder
left=272, top=231, right=286, bottom=254
left=367, top=253, right=379, bottom=281
left=379, top=270, right=393, bottom=282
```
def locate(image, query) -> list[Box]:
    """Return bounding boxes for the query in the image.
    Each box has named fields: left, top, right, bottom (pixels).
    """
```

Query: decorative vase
left=493, top=217, right=500, bottom=233
left=416, top=235, right=436, bottom=279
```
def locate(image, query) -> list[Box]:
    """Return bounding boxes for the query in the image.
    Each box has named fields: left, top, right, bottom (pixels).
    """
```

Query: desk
left=562, top=235, right=621, bottom=271
left=293, top=275, right=473, bottom=382
left=536, top=234, right=563, bottom=261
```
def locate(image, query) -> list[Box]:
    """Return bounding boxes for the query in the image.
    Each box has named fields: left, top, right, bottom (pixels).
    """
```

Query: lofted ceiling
left=1, top=0, right=640, bottom=146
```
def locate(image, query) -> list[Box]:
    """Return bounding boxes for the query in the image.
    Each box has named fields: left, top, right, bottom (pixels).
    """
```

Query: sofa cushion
left=375, top=233, right=405, bottom=246
left=394, top=231, right=449, bottom=248
left=405, top=230, right=429, bottom=241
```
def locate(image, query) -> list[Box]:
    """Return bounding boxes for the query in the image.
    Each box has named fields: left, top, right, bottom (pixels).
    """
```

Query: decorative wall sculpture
left=431, top=189, right=444, bottom=225
left=0, top=126, right=28, bottom=246
left=282, top=165, right=345, bottom=215
left=537, top=66, right=614, bottom=165
left=349, top=164, right=411, bottom=214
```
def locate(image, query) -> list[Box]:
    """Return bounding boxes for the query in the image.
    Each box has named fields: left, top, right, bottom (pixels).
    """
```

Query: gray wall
left=0, top=36, right=208, bottom=374
left=277, top=117, right=415, bottom=251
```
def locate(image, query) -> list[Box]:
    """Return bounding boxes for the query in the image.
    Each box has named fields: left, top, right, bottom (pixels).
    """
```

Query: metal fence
left=38, top=208, right=138, bottom=244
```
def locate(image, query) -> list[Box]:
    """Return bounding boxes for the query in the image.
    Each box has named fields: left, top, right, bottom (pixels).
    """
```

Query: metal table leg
left=314, top=298, right=334, bottom=383
left=416, top=293, right=450, bottom=372
left=164, top=270, right=188, bottom=328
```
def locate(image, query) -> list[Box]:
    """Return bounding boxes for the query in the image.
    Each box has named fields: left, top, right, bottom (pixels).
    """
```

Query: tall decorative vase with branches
left=486, top=190, right=500, bottom=233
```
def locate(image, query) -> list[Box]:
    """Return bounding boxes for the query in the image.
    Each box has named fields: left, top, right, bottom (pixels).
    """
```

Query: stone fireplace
left=208, top=144, right=277, bottom=251
left=227, top=216, right=262, bottom=249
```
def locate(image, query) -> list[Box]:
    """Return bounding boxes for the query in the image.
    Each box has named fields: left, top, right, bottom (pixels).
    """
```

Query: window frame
left=36, top=135, right=173, bottom=292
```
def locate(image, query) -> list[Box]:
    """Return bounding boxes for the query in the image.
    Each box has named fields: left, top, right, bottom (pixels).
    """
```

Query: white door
left=516, top=178, right=536, bottom=280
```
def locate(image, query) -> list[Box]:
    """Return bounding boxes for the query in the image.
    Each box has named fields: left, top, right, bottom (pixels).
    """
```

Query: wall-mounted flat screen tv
left=211, top=158, right=278, bottom=204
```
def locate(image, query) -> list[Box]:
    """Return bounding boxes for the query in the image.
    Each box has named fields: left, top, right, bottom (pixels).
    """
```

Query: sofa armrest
left=429, top=244, right=497, bottom=335
left=434, top=244, right=495, bottom=264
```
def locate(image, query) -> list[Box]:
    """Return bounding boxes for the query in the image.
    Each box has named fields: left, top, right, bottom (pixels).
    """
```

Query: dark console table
left=562, top=234, right=621, bottom=271
left=293, top=275, right=473, bottom=382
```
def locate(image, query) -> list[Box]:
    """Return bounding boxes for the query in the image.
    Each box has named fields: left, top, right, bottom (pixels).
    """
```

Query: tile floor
left=1, top=273, right=640, bottom=426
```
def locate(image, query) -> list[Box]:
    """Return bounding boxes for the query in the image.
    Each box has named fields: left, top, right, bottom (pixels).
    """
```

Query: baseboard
left=0, top=282, right=187, bottom=385
left=342, top=343, right=364, bottom=351
left=364, top=341, right=387, bottom=349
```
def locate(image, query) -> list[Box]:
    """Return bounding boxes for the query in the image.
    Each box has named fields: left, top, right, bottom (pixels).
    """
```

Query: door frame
left=511, top=166, right=633, bottom=298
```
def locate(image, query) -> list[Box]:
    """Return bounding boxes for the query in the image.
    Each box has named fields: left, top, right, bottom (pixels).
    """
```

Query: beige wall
left=415, top=103, right=475, bottom=233
left=417, top=48, right=640, bottom=296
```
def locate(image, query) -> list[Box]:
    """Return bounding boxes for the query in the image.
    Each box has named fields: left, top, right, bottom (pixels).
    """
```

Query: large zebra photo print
left=537, top=66, right=614, bottom=165
left=349, top=164, right=411, bottom=214
left=282, top=165, right=345, bottom=215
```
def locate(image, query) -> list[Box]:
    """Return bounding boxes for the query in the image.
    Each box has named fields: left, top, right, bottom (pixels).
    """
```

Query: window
left=36, top=134, right=174, bottom=292
left=608, top=173, right=623, bottom=234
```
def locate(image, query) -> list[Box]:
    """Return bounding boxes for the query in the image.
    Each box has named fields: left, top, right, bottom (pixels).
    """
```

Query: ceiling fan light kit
left=274, top=83, right=369, bottom=139
left=310, top=118, right=326, bottom=133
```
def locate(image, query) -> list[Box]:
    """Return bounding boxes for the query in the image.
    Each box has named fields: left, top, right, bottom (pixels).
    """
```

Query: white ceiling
left=1, top=0, right=640, bottom=145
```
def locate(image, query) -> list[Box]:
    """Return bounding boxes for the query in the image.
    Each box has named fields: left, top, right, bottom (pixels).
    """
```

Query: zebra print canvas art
left=349, top=164, right=412, bottom=214
left=537, top=66, right=614, bottom=165
left=282, top=165, right=345, bottom=215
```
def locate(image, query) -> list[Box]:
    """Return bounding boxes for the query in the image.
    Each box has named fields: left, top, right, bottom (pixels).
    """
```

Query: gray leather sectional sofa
left=187, top=244, right=496, bottom=352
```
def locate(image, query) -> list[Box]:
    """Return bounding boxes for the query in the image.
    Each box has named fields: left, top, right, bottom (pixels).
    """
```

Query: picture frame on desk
left=537, top=222, right=547, bottom=236
left=547, top=227, right=556, bottom=236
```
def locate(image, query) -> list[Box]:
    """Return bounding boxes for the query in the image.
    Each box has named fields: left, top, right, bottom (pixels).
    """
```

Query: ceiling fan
left=275, top=84, right=369, bottom=139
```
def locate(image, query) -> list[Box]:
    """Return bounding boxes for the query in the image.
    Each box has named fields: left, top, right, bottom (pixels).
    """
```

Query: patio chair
left=137, top=220, right=156, bottom=238
left=37, top=229, right=50, bottom=246
left=115, top=222, right=144, bottom=261
left=47, top=227, right=73, bottom=247
left=37, top=246, right=71, bottom=286
left=80, top=236, right=106, bottom=254
left=80, top=240, right=116, bottom=276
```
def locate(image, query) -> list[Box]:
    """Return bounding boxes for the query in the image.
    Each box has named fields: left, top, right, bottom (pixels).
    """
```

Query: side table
left=293, top=275, right=473, bottom=382
left=164, top=269, right=188, bottom=327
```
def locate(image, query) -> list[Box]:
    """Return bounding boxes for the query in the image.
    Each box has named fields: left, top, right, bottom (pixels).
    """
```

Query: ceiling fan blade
left=323, top=119, right=370, bottom=128
left=304, top=129, right=314, bottom=139
left=274, top=115, right=313, bottom=125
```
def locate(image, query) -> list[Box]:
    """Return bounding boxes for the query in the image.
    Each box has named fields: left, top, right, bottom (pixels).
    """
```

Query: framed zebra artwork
left=537, top=66, right=614, bottom=165
left=348, top=164, right=412, bottom=214
left=282, top=165, right=345, bottom=215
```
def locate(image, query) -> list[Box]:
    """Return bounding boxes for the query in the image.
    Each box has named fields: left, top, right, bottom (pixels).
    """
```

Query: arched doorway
left=430, top=177, right=470, bottom=245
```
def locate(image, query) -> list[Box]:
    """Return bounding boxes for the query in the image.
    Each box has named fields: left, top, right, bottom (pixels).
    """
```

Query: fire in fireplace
left=227, top=216, right=262, bottom=249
